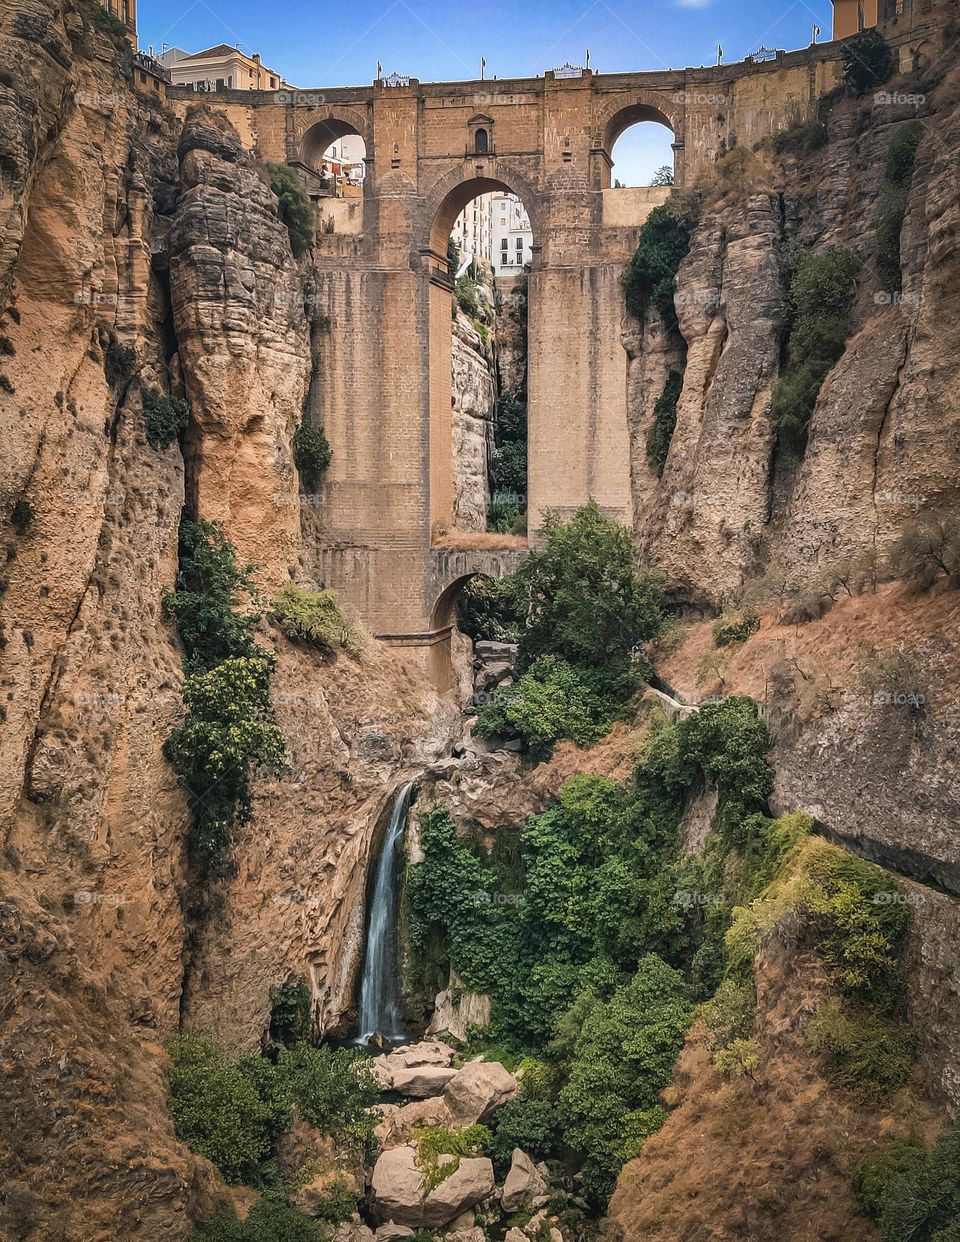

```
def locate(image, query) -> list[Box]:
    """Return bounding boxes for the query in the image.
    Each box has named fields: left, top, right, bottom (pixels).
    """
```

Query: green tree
left=267, top=163, right=315, bottom=257
left=842, top=28, right=894, bottom=96
left=474, top=656, right=614, bottom=756
left=510, top=500, right=662, bottom=699
left=621, top=197, right=698, bottom=327
left=293, top=423, right=332, bottom=487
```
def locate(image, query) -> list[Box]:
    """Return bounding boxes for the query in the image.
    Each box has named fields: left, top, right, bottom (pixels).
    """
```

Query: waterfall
left=356, top=780, right=416, bottom=1043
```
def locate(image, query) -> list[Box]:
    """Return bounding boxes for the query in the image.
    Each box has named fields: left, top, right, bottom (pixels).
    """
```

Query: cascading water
left=356, top=780, right=417, bottom=1043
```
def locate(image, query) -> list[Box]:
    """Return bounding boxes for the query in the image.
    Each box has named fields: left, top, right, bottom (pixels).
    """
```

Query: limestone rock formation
left=369, top=1145, right=495, bottom=1229
left=451, top=312, right=495, bottom=531
left=443, top=1060, right=519, bottom=1126
left=501, top=1148, right=549, bottom=1212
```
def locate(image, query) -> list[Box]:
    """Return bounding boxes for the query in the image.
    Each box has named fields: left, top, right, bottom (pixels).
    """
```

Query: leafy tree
left=842, top=28, right=894, bottom=96
left=293, top=423, right=332, bottom=487
left=164, top=517, right=262, bottom=671
left=190, top=1199, right=327, bottom=1242
left=557, top=955, right=691, bottom=1204
left=510, top=500, right=662, bottom=699
left=649, top=164, right=674, bottom=187
left=267, top=163, right=315, bottom=257
left=855, top=1125, right=960, bottom=1241
left=167, top=1034, right=275, bottom=1184
left=274, top=1043, right=379, bottom=1151
left=474, top=656, right=614, bottom=756
left=269, top=981, right=312, bottom=1048
left=456, top=576, right=521, bottom=643
left=621, top=197, right=698, bottom=327
left=488, top=1098, right=561, bottom=1173
left=142, top=387, right=190, bottom=449
left=270, top=584, right=362, bottom=657
left=447, top=236, right=460, bottom=278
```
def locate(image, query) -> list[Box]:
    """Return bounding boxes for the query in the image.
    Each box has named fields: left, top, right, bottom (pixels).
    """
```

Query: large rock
left=372, top=1041, right=458, bottom=1097
left=427, top=976, right=492, bottom=1044
left=442, top=1061, right=519, bottom=1126
left=375, top=1096, right=453, bottom=1148
left=370, top=1146, right=495, bottom=1229
left=375, top=1224, right=414, bottom=1242
left=501, top=1148, right=549, bottom=1212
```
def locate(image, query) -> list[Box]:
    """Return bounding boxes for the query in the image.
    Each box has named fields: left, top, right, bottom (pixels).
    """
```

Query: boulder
left=474, top=640, right=518, bottom=661
left=371, top=1041, right=457, bottom=1093
left=375, top=1096, right=453, bottom=1148
left=501, top=1148, right=549, bottom=1212
left=370, top=1145, right=495, bottom=1229
left=443, top=1061, right=519, bottom=1126
left=332, top=1222, right=375, bottom=1242
left=375, top=1224, right=415, bottom=1242
left=505, top=1232, right=527, bottom=1242
left=389, top=1065, right=459, bottom=1098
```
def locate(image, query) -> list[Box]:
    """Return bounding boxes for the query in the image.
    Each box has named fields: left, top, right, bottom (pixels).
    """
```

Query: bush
left=270, top=584, right=362, bottom=657
left=474, top=656, right=614, bottom=756
left=274, top=1043, right=379, bottom=1155
left=808, top=1001, right=915, bottom=1099
left=164, top=654, right=286, bottom=861
left=773, top=115, right=828, bottom=156
left=104, top=339, right=137, bottom=387
left=842, top=29, right=894, bottom=96
left=167, top=1034, right=276, bottom=1184
left=712, top=610, right=759, bottom=647
left=889, top=519, right=960, bottom=592
left=488, top=1099, right=561, bottom=1174
left=456, top=576, right=522, bottom=644
left=413, top=1124, right=490, bottom=1192
left=164, top=516, right=262, bottom=671
left=510, top=500, right=662, bottom=700
left=0, top=334, right=15, bottom=356
left=267, top=164, right=314, bottom=257
left=876, top=123, right=924, bottom=294
left=621, top=197, right=699, bottom=328
left=646, top=370, right=683, bottom=477
left=293, top=423, right=332, bottom=487
left=855, top=1124, right=960, bottom=1241
left=557, top=955, right=691, bottom=1204
left=269, top=981, right=312, bottom=1048
left=492, top=438, right=527, bottom=498
left=713, top=1037, right=760, bottom=1077
left=769, top=248, right=860, bottom=454
left=142, top=387, right=190, bottom=449
left=190, top=1200, right=327, bottom=1242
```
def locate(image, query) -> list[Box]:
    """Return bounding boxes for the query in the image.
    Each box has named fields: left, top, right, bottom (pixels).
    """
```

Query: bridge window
left=610, top=122, right=676, bottom=188
left=475, top=128, right=489, bottom=154
left=301, top=119, right=367, bottom=199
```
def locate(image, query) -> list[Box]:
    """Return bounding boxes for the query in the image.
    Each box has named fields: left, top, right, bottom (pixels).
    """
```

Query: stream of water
left=356, top=780, right=417, bottom=1043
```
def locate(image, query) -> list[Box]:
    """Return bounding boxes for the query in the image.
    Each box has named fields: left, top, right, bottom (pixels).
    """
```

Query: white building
left=490, top=193, right=532, bottom=276
left=450, top=193, right=494, bottom=270
left=158, top=44, right=289, bottom=92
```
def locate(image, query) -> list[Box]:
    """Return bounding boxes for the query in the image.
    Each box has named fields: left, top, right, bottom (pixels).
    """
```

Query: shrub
left=269, top=584, right=363, bottom=657
left=274, top=1043, right=379, bottom=1155
left=165, top=654, right=286, bottom=861
left=854, top=1124, right=960, bottom=1241
left=104, top=339, right=137, bottom=387
left=700, top=976, right=755, bottom=1050
left=492, top=438, right=527, bottom=498
left=413, top=1124, right=490, bottom=1192
left=473, top=656, right=614, bottom=756
left=646, top=370, right=683, bottom=477
left=142, top=387, right=190, bottom=449
left=293, top=423, right=332, bottom=487
left=807, top=1001, right=915, bottom=1098
left=621, top=197, right=699, bottom=327
left=190, top=1200, right=327, bottom=1242
left=9, top=498, right=33, bottom=535
left=301, top=1174, right=360, bottom=1224
left=769, top=248, right=860, bottom=454
left=167, top=1034, right=275, bottom=1183
left=267, top=163, right=314, bottom=257
left=558, top=955, right=691, bottom=1205
left=713, top=1037, right=760, bottom=1077
left=456, top=576, right=521, bottom=644
left=773, top=115, right=828, bottom=156
left=510, top=500, right=662, bottom=699
left=876, top=123, right=924, bottom=294
left=842, top=29, right=894, bottom=96
left=269, top=981, right=312, bottom=1048
left=488, top=1099, right=561, bottom=1173
left=712, top=610, right=759, bottom=647
left=164, top=516, right=262, bottom=671
left=888, top=519, right=960, bottom=592
left=0, top=374, right=14, bottom=394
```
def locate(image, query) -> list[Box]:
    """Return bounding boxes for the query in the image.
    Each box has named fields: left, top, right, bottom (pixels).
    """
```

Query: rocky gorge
left=1, top=2, right=959, bottom=1241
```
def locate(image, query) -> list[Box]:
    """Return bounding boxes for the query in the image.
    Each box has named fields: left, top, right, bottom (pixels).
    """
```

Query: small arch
left=300, top=117, right=368, bottom=192
left=596, top=98, right=679, bottom=189
left=431, top=573, right=478, bottom=632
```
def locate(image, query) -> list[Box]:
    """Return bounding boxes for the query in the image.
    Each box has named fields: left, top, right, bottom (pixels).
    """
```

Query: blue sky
left=140, top=0, right=833, bottom=185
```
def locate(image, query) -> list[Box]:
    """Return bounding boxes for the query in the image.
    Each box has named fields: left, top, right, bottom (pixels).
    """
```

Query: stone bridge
left=168, top=31, right=928, bottom=681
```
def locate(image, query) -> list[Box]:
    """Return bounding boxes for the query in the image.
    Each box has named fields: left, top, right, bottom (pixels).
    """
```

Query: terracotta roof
left=183, top=44, right=243, bottom=60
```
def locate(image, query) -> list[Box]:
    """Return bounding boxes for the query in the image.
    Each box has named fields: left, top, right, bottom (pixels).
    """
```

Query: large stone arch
left=297, top=107, right=373, bottom=167
left=420, top=164, right=543, bottom=261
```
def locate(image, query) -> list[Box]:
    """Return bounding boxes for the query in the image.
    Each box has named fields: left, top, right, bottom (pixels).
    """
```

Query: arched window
left=474, top=128, right=489, bottom=155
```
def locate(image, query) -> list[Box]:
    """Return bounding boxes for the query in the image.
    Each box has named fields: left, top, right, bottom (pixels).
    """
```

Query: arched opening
left=300, top=118, right=367, bottom=199
left=430, top=571, right=519, bottom=699
left=428, top=177, right=534, bottom=546
left=474, top=128, right=489, bottom=154
left=603, top=103, right=677, bottom=190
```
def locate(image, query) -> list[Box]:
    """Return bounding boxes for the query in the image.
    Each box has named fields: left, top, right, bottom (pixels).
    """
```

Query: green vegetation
left=269, top=981, right=312, bottom=1048
left=488, top=1098, right=561, bottom=1173
left=808, top=1002, right=914, bottom=1099
left=842, top=28, right=894, bottom=96
left=447, top=237, right=460, bottom=278
left=456, top=576, right=521, bottom=644
left=190, top=1200, right=327, bottom=1242
left=621, top=197, right=699, bottom=328
left=876, top=122, right=924, bottom=294
left=267, top=163, right=315, bottom=257
left=769, top=247, right=861, bottom=454
left=474, top=656, right=614, bottom=758
left=711, top=610, right=759, bottom=647
left=163, top=517, right=283, bottom=864
left=772, top=112, right=828, bottom=157
left=142, top=387, right=190, bottom=449
left=104, top=339, right=137, bottom=388
left=413, top=1124, right=491, bottom=1192
left=646, top=370, right=683, bottom=477
left=270, top=584, right=363, bottom=658
left=167, top=1033, right=378, bottom=1186
left=293, top=423, right=332, bottom=488
left=855, top=1124, right=960, bottom=1240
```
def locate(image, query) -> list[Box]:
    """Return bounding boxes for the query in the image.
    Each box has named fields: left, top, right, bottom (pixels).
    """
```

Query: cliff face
left=0, top=5, right=463, bottom=1235
left=451, top=312, right=495, bottom=531
left=628, top=74, right=960, bottom=607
